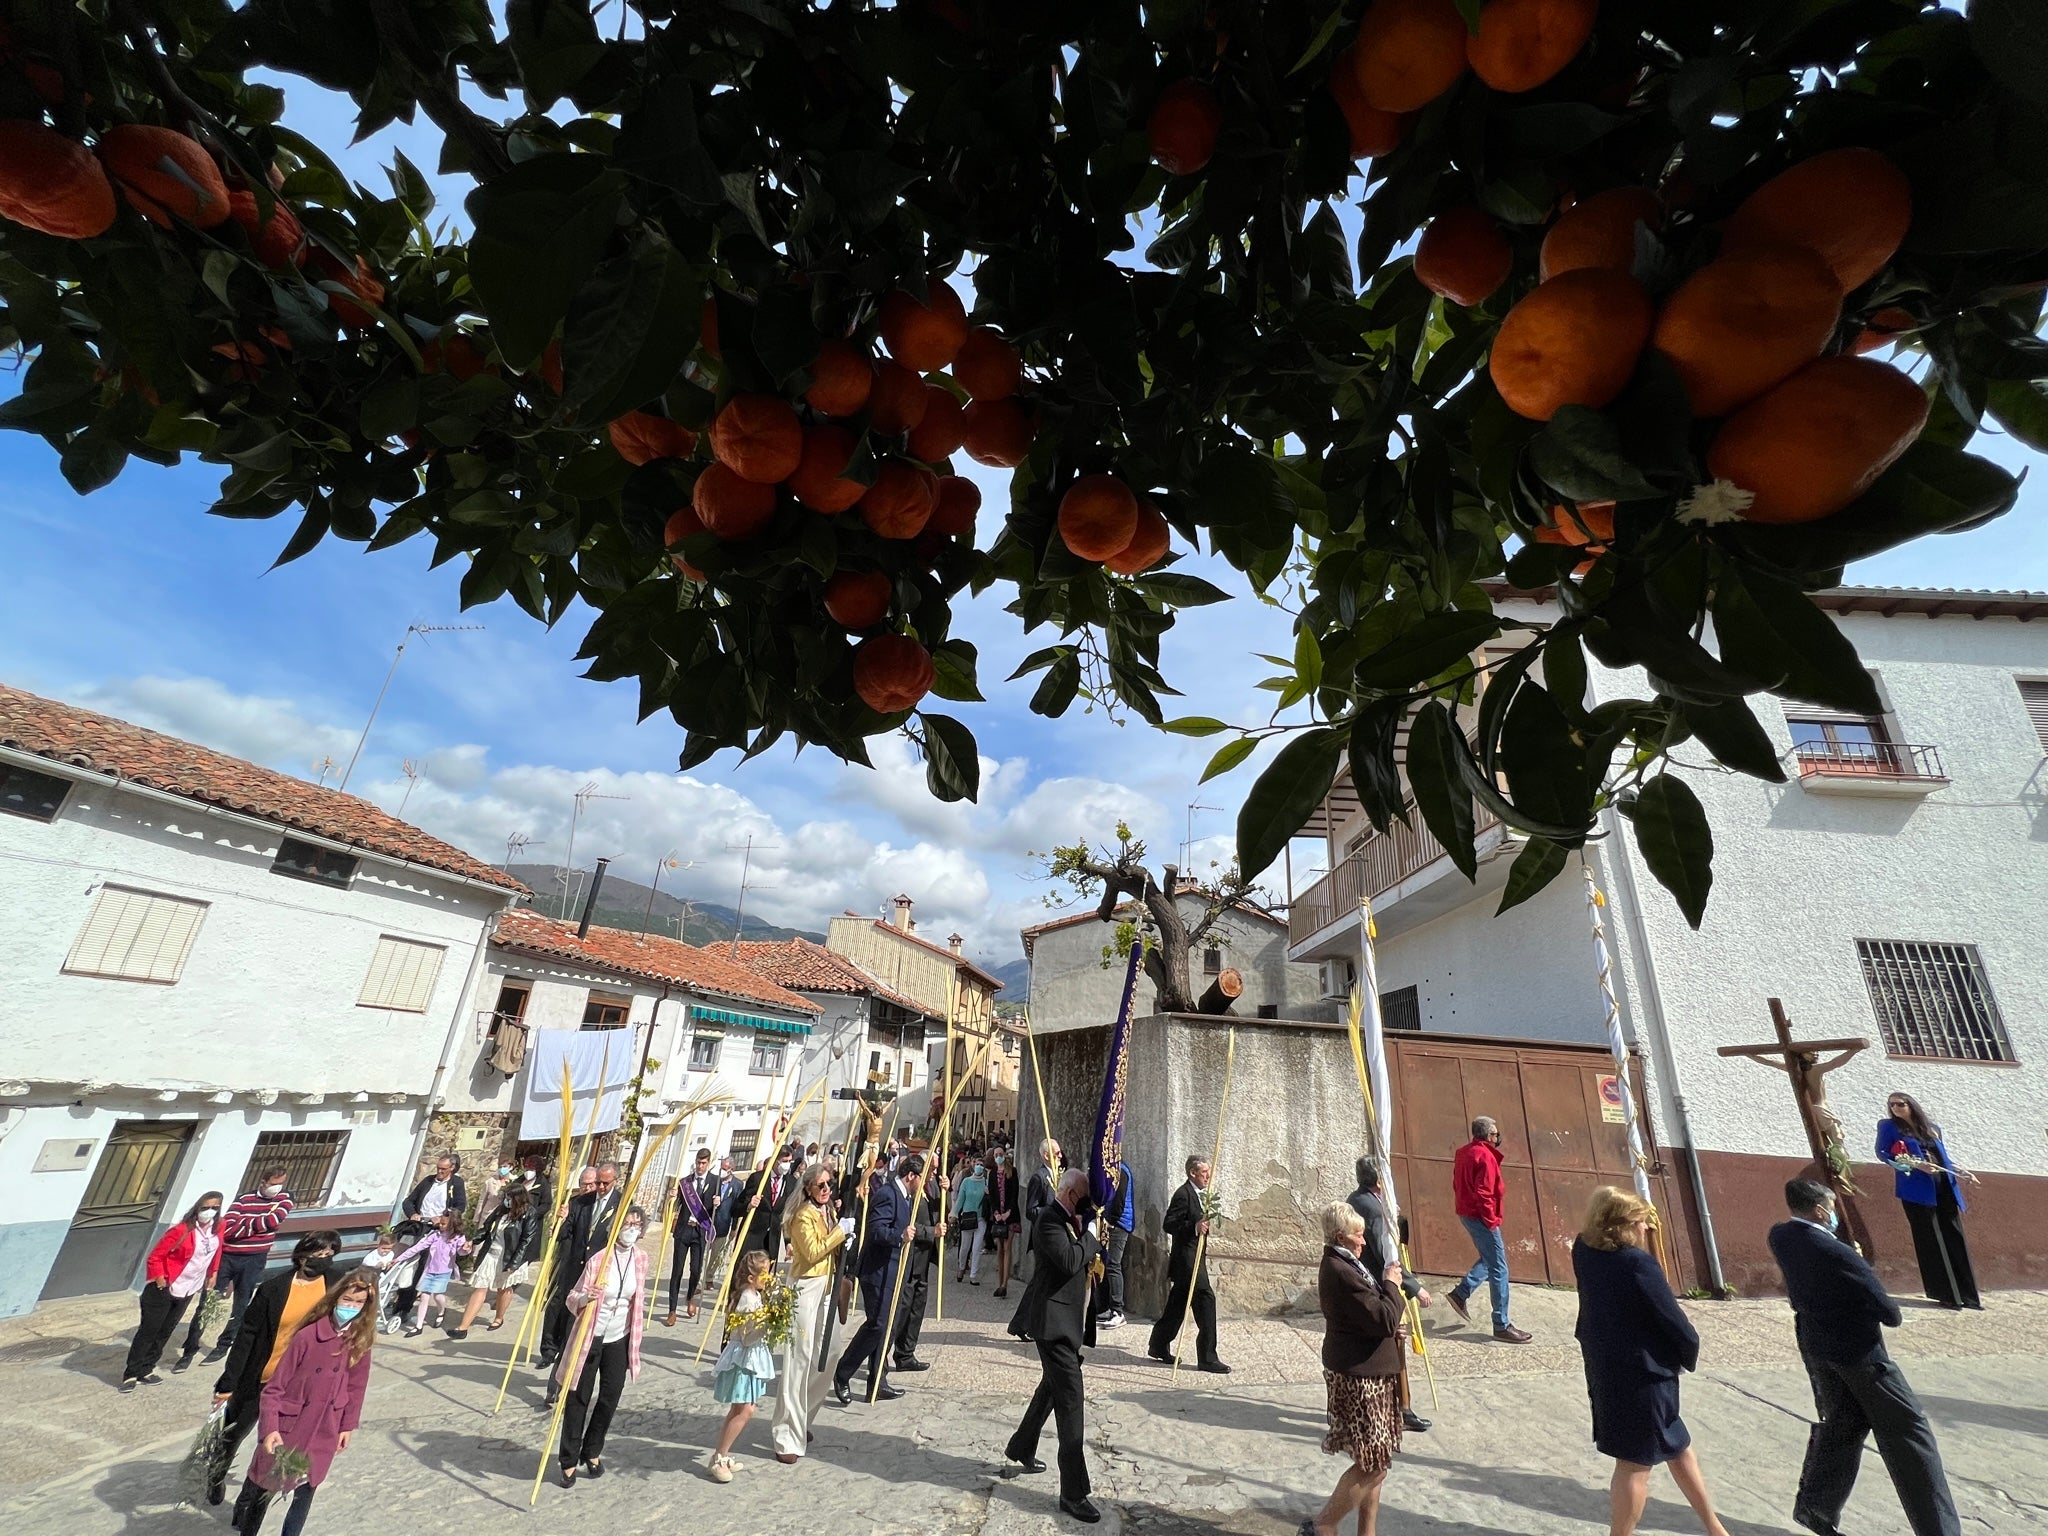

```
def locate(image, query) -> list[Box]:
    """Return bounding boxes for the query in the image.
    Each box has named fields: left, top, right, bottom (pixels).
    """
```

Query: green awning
left=690, top=1004, right=811, bottom=1037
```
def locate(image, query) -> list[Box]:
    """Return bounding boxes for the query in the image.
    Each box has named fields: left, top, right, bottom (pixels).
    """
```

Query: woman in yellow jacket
left=770, top=1163, right=851, bottom=1462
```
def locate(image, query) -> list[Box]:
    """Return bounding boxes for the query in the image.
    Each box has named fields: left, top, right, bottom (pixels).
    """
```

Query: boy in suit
left=832, top=1152, right=926, bottom=1404
left=1006, top=1168, right=1103, bottom=1525
left=1769, top=1178, right=1959, bottom=1536
left=1147, top=1154, right=1230, bottom=1373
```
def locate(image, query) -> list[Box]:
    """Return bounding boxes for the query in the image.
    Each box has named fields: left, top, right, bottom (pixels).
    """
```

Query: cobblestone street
left=1, top=1270, right=2043, bottom=1536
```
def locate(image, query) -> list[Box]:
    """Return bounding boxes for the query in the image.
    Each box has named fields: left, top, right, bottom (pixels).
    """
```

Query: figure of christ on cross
left=1717, top=998, right=1869, bottom=1236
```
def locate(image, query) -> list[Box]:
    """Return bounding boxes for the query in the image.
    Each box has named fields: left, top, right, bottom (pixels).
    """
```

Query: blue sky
left=4, top=79, right=2043, bottom=967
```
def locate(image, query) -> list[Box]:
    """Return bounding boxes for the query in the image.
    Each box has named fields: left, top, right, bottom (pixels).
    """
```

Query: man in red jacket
left=1448, top=1117, right=1531, bottom=1343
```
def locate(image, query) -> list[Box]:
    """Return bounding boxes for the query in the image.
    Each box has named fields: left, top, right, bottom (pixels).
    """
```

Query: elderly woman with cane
left=771, top=1161, right=851, bottom=1463
left=1303, top=1201, right=1406, bottom=1536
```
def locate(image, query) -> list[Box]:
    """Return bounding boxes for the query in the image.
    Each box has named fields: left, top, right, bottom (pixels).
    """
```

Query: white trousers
left=957, top=1226, right=984, bottom=1281
left=770, top=1273, right=832, bottom=1457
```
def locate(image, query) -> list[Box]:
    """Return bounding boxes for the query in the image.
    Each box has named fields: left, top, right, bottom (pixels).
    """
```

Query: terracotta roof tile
left=0, top=682, right=525, bottom=893
left=866, top=919, right=1006, bottom=990
left=493, top=908, right=818, bottom=1015
left=729, top=938, right=936, bottom=1017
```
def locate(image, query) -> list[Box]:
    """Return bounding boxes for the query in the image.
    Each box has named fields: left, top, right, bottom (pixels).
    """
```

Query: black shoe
left=1793, top=1507, right=1844, bottom=1536
left=831, top=1379, right=851, bottom=1406
left=536, top=1351, right=558, bottom=1370
left=206, top=1472, right=225, bottom=1506
left=202, top=1344, right=229, bottom=1364
left=172, top=1352, right=196, bottom=1374
left=1006, top=1450, right=1047, bottom=1473
left=544, top=1388, right=560, bottom=1410
left=558, top=1464, right=577, bottom=1488
left=993, top=1286, right=1007, bottom=1298
left=445, top=1328, right=468, bottom=1340
left=1059, top=1496, right=1103, bottom=1524
left=1147, top=1350, right=1177, bottom=1365
left=1403, top=1409, right=1432, bottom=1432
left=893, top=1356, right=930, bottom=1372
left=1198, top=1360, right=1231, bottom=1375
left=117, top=1378, right=138, bottom=1393
left=582, top=1458, right=605, bottom=1479
left=868, top=1382, right=906, bottom=1401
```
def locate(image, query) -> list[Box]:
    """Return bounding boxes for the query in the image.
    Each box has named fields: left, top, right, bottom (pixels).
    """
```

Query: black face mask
left=297, top=1255, right=336, bottom=1279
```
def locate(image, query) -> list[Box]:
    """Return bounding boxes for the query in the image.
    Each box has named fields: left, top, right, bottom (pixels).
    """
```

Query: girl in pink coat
left=555, top=1203, right=649, bottom=1486
left=234, top=1267, right=376, bottom=1536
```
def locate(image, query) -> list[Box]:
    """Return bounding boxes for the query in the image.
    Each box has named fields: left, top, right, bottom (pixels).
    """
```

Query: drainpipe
left=1597, top=818, right=1728, bottom=1296
left=398, top=905, right=506, bottom=1215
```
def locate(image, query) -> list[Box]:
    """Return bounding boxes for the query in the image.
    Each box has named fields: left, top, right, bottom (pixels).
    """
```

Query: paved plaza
left=1, top=1270, right=2043, bottom=1536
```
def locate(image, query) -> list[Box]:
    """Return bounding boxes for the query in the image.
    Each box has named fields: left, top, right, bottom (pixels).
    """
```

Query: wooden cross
left=1716, top=998, right=1868, bottom=1202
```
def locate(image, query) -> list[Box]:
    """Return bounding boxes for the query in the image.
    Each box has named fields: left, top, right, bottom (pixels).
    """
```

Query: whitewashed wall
left=440, top=954, right=666, bottom=1116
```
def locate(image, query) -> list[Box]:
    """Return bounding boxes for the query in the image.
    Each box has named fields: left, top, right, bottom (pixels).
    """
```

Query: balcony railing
left=1287, top=800, right=1503, bottom=946
left=1794, top=739, right=1947, bottom=783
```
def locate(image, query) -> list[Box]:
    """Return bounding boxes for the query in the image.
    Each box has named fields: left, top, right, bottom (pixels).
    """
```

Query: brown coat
left=1317, top=1244, right=1405, bottom=1378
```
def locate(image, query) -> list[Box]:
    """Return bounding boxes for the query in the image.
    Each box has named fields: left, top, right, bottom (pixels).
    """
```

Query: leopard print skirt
left=1322, top=1370, right=1402, bottom=1474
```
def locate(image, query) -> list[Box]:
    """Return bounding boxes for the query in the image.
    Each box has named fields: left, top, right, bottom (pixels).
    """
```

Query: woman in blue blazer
left=1878, top=1092, right=1979, bottom=1309
left=1572, top=1187, right=1729, bottom=1536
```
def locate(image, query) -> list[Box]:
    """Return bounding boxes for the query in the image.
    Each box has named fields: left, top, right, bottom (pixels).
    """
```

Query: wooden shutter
left=357, top=935, right=446, bottom=1011
left=2019, top=679, right=2048, bottom=752
left=63, top=886, right=208, bottom=982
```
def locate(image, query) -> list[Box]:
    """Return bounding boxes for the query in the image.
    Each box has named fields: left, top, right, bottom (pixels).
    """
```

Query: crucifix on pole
left=1715, top=997, right=1869, bottom=1209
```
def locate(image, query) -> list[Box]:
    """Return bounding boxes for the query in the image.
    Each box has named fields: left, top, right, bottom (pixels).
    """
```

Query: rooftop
left=493, top=908, right=818, bottom=1015
left=1484, top=581, right=2048, bottom=622
left=848, top=914, right=1006, bottom=990
left=0, top=682, right=525, bottom=893
left=729, top=937, right=937, bottom=1018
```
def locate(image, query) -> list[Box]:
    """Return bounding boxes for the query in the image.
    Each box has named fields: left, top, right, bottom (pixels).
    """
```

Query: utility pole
left=339, top=622, right=484, bottom=792
left=724, top=834, right=780, bottom=957
left=561, top=782, right=629, bottom=919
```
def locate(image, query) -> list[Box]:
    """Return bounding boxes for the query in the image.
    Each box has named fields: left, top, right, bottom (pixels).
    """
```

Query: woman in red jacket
left=119, top=1190, right=224, bottom=1391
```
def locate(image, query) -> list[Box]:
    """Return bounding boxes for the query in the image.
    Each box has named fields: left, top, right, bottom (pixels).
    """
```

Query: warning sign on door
left=1596, top=1075, right=1626, bottom=1124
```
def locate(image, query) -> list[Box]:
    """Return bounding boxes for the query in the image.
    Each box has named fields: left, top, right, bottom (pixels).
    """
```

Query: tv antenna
left=725, top=833, right=780, bottom=957
left=504, top=832, right=537, bottom=872
left=1183, top=801, right=1222, bottom=870
left=312, top=755, right=337, bottom=787
left=561, top=782, right=629, bottom=918
left=397, top=759, right=427, bottom=817
left=339, top=622, right=485, bottom=792
left=636, top=851, right=695, bottom=943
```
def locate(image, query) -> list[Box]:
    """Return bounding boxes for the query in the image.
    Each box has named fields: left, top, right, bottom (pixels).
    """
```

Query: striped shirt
left=219, top=1188, right=294, bottom=1256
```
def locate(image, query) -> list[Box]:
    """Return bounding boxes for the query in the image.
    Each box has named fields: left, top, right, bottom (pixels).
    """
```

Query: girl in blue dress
left=708, top=1250, right=778, bottom=1483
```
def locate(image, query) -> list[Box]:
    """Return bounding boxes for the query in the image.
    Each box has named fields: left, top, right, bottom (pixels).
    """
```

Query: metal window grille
left=238, top=1130, right=350, bottom=1206
left=1856, top=940, right=2015, bottom=1063
left=1380, top=986, right=1422, bottom=1032
left=2019, top=679, right=2048, bottom=752
left=0, top=763, right=70, bottom=822
left=1202, top=946, right=1223, bottom=975
left=727, top=1130, right=759, bottom=1168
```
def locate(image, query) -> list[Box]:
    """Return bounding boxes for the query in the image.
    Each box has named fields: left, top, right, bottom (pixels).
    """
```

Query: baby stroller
left=381, top=1216, right=426, bottom=1333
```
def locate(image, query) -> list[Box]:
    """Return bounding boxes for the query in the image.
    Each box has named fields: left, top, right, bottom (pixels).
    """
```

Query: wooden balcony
left=1287, top=801, right=1503, bottom=948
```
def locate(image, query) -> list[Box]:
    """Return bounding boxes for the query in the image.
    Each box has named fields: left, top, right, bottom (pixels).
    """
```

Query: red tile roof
left=729, top=938, right=936, bottom=1017
left=863, top=919, right=1006, bottom=990
left=0, top=682, right=525, bottom=893
left=494, top=908, right=818, bottom=1015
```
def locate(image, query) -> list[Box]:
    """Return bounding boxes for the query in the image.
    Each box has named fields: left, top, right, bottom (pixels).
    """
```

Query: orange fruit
left=928, top=475, right=981, bottom=537
left=853, top=634, right=936, bottom=714
left=226, top=188, right=305, bottom=268
left=535, top=339, right=564, bottom=394
left=1105, top=501, right=1172, bottom=575
left=1652, top=245, right=1842, bottom=418
left=0, top=120, right=115, bottom=238
left=858, top=461, right=939, bottom=539
left=664, top=506, right=707, bottom=579
left=421, top=331, right=489, bottom=382
left=692, top=463, right=778, bottom=540
left=1351, top=0, right=1468, bottom=113
left=1466, top=0, right=1598, bottom=94
left=805, top=339, right=874, bottom=416
left=1415, top=207, right=1513, bottom=307
left=1149, top=80, right=1222, bottom=176
left=906, top=386, right=967, bottom=462
left=711, top=394, right=803, bottom=484
left=953, top=328, right=1022, bottom=401
left=1706, top=355, right=1929, bottom=525
left=98, top=124, right=229, bottom=227
left=1723, top=147, right=1912, bottom=293
left=700, top=296, right=721, bottom=359
left=869, top=360, right=931, bottom=436
left=1539, top=187, right=1661, bottom=281
left=1851, top=305, right=1917, bottom=355
left=787, top=424, right=867, bottom=513
left=1531, top=499, right=1615, bottom=573
left=308, top=251, right=385, bottom=329
left=823, top=570, right=893, bottom=631
left=1489, top=269, right=1654, bottom=421
left=961, top=398, right=1035, bottom=467
left=1328, top=47, right=1411, bottom=158
left=609, top=410, right=698, bottom=466
left=879, top=280, right=969, bottom=372
left=1058, top=474, right=1141, bottom=561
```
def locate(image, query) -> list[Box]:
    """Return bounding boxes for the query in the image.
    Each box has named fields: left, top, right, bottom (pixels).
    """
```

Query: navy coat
left=1572, top=1239, right=1698, bottom=1383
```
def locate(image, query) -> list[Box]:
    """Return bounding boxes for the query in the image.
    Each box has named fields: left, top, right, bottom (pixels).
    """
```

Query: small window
left=581, top=991, right=632, bottom=1030
left=64, top=885, right=208, bottom=983
left=901, top=1059, right=914, bottom=1087
left=270, top=837, right=359, bottom=888
left=0, top=763, right=70, bottom=822
left=727, top=1129, right=759, bottom=1168
left=1202, top=946, right=1223, bottom=976
left=2019, top=679, right=2048, bottom=752
left=238, top=1130, right=349, bottom=1206
left=1380, top=986, right=1421, bottom=1032
left=689, top=1029, right=723, bottom=1071
left=1857, top=940, right=2015, bottom=1063
left=749, top=1035, right=787, bottom=1075
left=358, top=935, right=446, bottom=1011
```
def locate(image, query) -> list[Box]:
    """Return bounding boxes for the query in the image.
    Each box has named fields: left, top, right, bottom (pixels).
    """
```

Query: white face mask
left=617, top=1228, right=642, bottom=1249
left=264, top=1183, right=285, bottom=1196
left=196, top=1209, right=218, bottom=1225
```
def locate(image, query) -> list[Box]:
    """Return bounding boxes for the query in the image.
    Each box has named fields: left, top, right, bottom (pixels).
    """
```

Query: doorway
left=40, top=1120, right=196, bottom=1300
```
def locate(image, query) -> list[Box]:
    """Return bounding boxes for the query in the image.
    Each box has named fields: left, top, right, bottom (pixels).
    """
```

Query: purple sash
left=679, top=1174, right=709, bottom=1226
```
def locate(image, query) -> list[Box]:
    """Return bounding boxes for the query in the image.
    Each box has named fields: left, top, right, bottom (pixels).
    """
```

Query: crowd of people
left=109, top=1091, right=1980, bottom=1535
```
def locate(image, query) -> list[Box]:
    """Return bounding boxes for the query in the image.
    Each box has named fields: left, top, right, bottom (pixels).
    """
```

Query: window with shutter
left=2018, top=679, right=2048, bottom=752
left=357, top=935, right=447, bottom=1011
left=63, top=886, right=209, bottom=982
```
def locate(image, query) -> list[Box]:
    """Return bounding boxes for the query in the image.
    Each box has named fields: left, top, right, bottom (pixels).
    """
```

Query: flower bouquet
left=754, top=1277, right=797, bottom=1350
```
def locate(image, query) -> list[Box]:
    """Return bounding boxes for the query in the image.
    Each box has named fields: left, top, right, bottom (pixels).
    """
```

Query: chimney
left=948, top=933, right=964, bottom=957
left=890, top=894, right=914, bottom=931
left=576, top=857, right=611, bottom=939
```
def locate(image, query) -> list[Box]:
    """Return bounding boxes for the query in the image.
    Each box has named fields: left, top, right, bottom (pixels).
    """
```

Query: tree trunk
left=1195, top=969, right=1243, bottom=1015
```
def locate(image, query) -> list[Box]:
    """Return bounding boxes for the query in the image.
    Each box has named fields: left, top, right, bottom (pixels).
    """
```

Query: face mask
left=498, top=1167, right=511, bottom=1178
left=196, top=1209, right=218, bottom=1225
left=618, top=1228, right=642, bottom=1248
left=776, top=1159, right=792, bottom=1174
left=333, top=1304, right=362, bottom=1326
left=299, top=1257, right=332, bottom=1278
left=264, top=1183, right=285, bottom=1196
left=1824, top=1207, right=1840, bottom=1232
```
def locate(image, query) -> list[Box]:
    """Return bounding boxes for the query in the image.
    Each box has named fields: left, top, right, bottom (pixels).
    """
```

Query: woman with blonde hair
left=234, top=1265, right=377, bottom=1535
left=771, top=1161, right=850, bottom=1462
left=1572, top=1187, right=1728, bottom=1536
left=1301, top=1201, right=1406, bottom=1536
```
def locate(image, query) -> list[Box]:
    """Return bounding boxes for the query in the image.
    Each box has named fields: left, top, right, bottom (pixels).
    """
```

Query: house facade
left=1282, top=585, right=2048, bottom=1293
left=0, top=684, right=524, bottom=1318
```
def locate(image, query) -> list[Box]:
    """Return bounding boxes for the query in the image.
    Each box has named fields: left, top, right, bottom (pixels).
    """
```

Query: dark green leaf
left=921, top=713, right=981, bottom=802
left=1714, top=568, right=1881, bottom=715
left=1200, top=736, right=1258, bottom=783
left=930, top=641, right=985, bottom=703
left=1235, top=727, right=1344, bottom=881
left=1681, top=698, right=1788, bottom=783
left=1129, top=571, right=1232, bottom=607
left=563, top=245, right=700, bottom=422
left=464, top=156, right=623, bottom=371
left=1353, top=609, right=1501, bottom=689
left=1160, top=717, right=1230, bottom=737
left=1633, top=775, right=1714, bottom=928
left=1030, top=653, right=1082, bottom=716
left=1348, top=696, right=1408, bottom=833
left=1496, top=836, right=1569, bottom=915
left=1499, top=683, right=1593, bottom=832
left=1406, top=700, right=1478, bottom=880
left=1988, top=379, right=2048, bottom=451
left=1528, top=407, right=1662, bottom=502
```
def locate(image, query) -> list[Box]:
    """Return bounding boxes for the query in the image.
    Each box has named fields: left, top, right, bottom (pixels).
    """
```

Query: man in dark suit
left=539, top=1160, right=621, bottom=1381
left=401, top=1153, right=468, bottom=1224
left=665, top=1146, right=721, bottom=1324
left=1022, top=1138, right=1059, bottom=1258
left=742, top=1140, right=802, bottom=1261
left=892, top=1171, right=949, bottom=1372
left=1147, top=1154, right=1230, bottom=1373
left=1770, top=1178, right=1960, bottom=1536
left=1348, top=1156, right=1432, bottom=1433
left=1006, top=1168, right=1102, bottom=1525
left=832, top=1152, right=926, bottom=1404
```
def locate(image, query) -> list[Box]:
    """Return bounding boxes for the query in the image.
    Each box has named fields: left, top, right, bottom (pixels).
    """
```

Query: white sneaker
left=1099, top=1311, right=1125, bottom=1329
left=708, top=1454, right=734, bottom=1484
